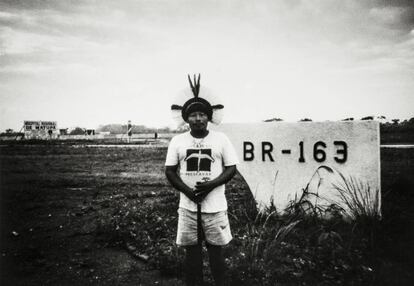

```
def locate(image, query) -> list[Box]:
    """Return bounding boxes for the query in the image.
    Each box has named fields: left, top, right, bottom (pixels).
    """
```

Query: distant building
left=59, top=128, right=68, bottom=135
left=24, top=120, right=58, bottom=139
left=0, top=132, right=24, bottom=141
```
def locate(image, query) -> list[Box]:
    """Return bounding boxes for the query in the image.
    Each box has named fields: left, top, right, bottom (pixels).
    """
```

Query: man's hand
left=193, top=166, right=237, bottom=203
left=193, top=181, right=215, bottom=203
left=183, top=190, right=200, bottom=204
left=183, top=189, right=207, bottom=204
left=165, top=165, right=201, bottom=204
left=166, top=164, right=237, bottom=205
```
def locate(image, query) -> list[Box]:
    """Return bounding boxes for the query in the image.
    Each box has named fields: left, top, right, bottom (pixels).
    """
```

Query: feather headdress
left=171, top=74, right=224, bottom=126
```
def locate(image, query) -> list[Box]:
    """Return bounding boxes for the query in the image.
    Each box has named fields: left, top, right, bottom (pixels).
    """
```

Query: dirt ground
left=0, top=144, right=185, bottom=286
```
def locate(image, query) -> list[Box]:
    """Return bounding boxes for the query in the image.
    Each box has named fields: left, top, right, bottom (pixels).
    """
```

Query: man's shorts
left=176, top=208, right=232, bottom=246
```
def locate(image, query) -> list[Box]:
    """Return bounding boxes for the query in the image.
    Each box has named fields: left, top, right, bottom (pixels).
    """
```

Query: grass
left=333, top=172, right=381, bottom=220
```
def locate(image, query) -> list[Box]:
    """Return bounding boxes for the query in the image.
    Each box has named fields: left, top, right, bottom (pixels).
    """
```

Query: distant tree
left=299, top=118, right=312, bottom=122
left=97, top=124, right=124, bottom=134
left=69, top=127, right=86, bottom=135
left=391, top=119, right=400, bottom=124
left=132, top=125, right=150, bottom=133
left=157, top=126, right=172, bottom=133
left=342, top=117, right=354, bottom=121
left=6, top=129, right=13, bottom=133
left=176, top=124, right=190, bottom=132
left=401, top=119, right=408, bottom=125
left=361, top=116, right=374, bottom=120
left=96, top=124, right=172, bottom=134
left=264, top=118, right=283, bottom=122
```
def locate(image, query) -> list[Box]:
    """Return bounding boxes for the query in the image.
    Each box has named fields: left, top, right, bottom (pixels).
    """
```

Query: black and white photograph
left=1, top=0, right=413, bottom=285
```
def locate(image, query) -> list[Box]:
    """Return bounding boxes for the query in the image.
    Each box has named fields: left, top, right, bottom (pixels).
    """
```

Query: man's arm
left=194, top=165, right=237, bottom=199
left=165, top=165, right=198, bottom=203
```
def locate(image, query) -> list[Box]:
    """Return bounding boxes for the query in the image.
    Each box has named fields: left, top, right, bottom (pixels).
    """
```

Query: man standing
left=165, top=75, right=238, bottom=286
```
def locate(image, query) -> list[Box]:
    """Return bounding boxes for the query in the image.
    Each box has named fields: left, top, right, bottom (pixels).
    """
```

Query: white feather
left=170, top=85, right=225, bottom=127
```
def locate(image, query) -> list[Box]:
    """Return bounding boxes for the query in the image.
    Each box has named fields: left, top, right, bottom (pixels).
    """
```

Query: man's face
left=187, top=111, right=208, bottom=132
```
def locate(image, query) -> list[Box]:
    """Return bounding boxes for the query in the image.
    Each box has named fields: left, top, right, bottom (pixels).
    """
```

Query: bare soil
left=0, top=144, right=184, bottom=286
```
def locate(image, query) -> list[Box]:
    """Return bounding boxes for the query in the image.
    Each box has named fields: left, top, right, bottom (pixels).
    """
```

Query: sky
left=0, top=0, right=413, bottom=131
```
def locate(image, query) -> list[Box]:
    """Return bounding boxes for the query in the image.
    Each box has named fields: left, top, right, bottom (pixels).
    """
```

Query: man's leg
left=206, top=243, right=225, bottom=286
left=185, top=245, right=203, bottom=286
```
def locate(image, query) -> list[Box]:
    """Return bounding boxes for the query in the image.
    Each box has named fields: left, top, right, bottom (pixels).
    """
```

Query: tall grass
left=223, top=167, right=385, bottom=285
left=225, top=201, right=376, bottom=285
left=285, top=165, right=381, bottom=220
left=333, top=172, right=381, bottom=220
left=285, top=165, right=336, bottom=217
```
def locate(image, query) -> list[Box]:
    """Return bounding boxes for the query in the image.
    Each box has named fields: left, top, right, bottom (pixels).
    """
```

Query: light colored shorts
left=176, top=208, right=232, bottom=246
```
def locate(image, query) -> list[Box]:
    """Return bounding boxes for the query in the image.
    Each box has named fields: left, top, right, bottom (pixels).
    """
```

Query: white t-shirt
left=165, top=130, right=239, bottom=213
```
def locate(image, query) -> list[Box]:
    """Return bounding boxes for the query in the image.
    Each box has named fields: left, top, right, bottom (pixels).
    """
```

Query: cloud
left=1, top=0, right=412, bottom=73
left=0, top=0, right=413, bottom=130
left=369, top=5, right=414, bottom=30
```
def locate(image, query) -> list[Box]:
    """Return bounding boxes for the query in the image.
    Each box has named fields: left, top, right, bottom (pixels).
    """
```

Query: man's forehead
left=188, top=111, right=208, bottom=116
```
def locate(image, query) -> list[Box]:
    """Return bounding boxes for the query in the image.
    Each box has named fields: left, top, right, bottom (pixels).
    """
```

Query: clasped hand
left=189, top=181, right=215, bottom=204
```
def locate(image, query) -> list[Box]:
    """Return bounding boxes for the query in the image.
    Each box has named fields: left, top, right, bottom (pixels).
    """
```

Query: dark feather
left=188, top=74, right=194, bottom=92
left=211, top=104, right=224, bottom=109
left=187, top=73, right=201, bottom=98
left=171, top=104, right=183, bottom=110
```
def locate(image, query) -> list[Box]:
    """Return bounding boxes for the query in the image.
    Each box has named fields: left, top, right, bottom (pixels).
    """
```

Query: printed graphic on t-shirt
left=184, top=149, right=214, bottom=172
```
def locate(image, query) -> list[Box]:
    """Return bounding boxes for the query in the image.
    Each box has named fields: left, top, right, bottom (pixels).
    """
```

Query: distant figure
left=165, top=75, right=238, bottom=286
left=154, top=132, right=158, bottom=140
left=127, top=120, right=132, bottom=143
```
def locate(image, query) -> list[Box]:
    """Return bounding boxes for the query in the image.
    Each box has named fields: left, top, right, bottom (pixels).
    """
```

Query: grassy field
left=0, top=143, right=413, bottom=285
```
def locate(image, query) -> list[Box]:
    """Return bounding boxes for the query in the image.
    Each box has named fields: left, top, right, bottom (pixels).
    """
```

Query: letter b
left=243, top=142, right=254, bottom=161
